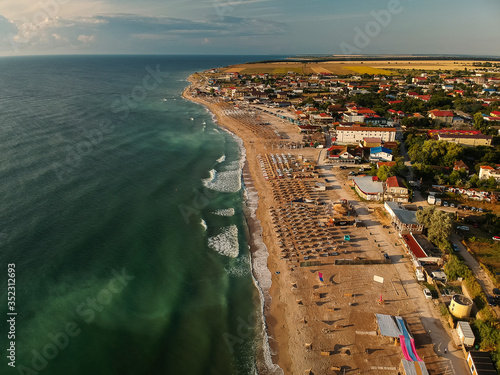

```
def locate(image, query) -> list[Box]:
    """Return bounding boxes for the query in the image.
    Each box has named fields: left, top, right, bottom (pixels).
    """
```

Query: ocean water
left=0, top=55, right=283, bottom=375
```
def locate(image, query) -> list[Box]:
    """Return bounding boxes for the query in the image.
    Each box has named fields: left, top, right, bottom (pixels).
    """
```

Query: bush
left=439, top=303, right=450, bottom=317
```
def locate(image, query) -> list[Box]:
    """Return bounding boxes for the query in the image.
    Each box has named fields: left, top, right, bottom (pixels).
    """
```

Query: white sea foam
left=207, top=225, right=239, bottom=258
left=202, top=128, right=246, bottom=193
left=186, top=95, right=282, bottom=374
left=203, top=169, right=217, bottom=184
left=216, top=154, right=226, bottom=163
left=225, top=253, right=251, bottom=277
left=203, top=169, right=241, bottom=193
left=200, top=219, right=207, bottom=231
left=245, top=183, right=284, bottom=375
left=213, top=208, right=235, bottom=217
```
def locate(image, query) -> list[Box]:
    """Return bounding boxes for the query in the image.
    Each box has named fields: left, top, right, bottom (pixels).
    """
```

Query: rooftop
left=468, top=351, right=497, bottom=374
left=457, top=321, right=475, bottom=339
left=363, top=137, right=381, bottom=143
left=393, top=208, right=419, bottom=226
left=370, top=146, right=393, bottom=154
left=429, top=110, right=454, bottom=117
left=402, top=234, right=427, bottom=258
left=438, top=133, right=492, bottom=140
left=401, top=359, right=429, bottom=375
left=386, top=176, right=406, bottom=189
left=353, top=176, right=384, bottom=195
left=376, top=314, right=401, bottom=338
left=452, top=294, right=473, bottom=306
left=337, top=126, right=396, bottom=132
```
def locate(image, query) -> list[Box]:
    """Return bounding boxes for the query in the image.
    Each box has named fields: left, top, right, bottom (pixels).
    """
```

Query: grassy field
left=465, top=238, right=500, bottom=279
left=221, top=59, right=492, bottom=76
left=345, top=65, right=395, bottom=75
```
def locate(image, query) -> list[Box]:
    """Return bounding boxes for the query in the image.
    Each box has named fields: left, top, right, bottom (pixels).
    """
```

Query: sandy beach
left=182, top=73, right=468, bottom=375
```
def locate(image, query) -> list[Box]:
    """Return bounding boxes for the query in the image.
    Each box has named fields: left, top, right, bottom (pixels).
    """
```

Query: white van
left=415, top=269, right=425, bottom=282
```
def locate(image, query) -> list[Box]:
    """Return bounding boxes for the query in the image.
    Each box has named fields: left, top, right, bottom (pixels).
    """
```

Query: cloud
left=77, top=34, right=95, bottom=46
left=0, top=12, right=288, bottom=54
left=0, top=15, right=18, bottom=50
left=90, top=13, right=287, bottom=37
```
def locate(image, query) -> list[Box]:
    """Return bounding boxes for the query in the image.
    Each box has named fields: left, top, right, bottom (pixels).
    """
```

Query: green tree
left=377, top=165, right=391, bottom=181
left=416, top=206, right=435, bottom=228
left=473, top=320, right=500, bottom=351
left=416, top=206, right=453, bottom=250
left=428, top=210, right=454, bottom=250
left=487, top=176, right=498, bottom=189
left=444, top=254, right=472, bottom=280
left=467, top=174, right=479, bottom=188
left=474, top=112, right=485, bottom=131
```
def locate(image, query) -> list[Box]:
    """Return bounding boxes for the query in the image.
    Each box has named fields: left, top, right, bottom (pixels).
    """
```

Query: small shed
left=457, top=321, right=475, bottom=347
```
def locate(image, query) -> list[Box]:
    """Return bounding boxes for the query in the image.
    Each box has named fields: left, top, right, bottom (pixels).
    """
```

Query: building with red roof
left=377, top=161, right=396, bottom=169
left=384, top=176, right=409, bottom=202
left=428, top=109, right=454, bottom=123
left=453, top=160, right=470, bottom=174
left=479, top=165, right=500, bottom=182
left=437, top=133, right=492, bottom=147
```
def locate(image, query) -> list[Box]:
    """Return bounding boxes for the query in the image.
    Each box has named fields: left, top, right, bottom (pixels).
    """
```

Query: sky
left=0, top=0, right=499, bottom=56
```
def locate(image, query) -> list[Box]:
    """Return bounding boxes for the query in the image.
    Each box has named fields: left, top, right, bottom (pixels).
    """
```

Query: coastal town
left=185, top=59, right=500, bottom=375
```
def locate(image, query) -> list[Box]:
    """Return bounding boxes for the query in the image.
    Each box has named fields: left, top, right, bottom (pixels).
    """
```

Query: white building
left=342, top=113, right=365, bottom=122
left=479, top=165, right=500, bottom=182
left=335, top=126, right=397, bottom=144
left=370, top=146, right=393, bottom=162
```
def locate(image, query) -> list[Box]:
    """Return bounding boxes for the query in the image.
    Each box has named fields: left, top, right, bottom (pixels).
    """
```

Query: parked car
left=443, top=201, right=449, bottom=207
left=452, top=244, right=460, bottom=252
left=493, top=236, right=500, bottom=241
left=487, top=296, right=497, bottom=307
left=423, top=288, right=432, bottom=299
left=457, top=226, right=469, bottom=231
left=450, top=203, right=455, bottom=208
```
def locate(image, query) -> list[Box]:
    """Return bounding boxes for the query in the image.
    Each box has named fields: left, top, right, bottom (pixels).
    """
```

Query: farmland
left=221, top=59, right=488, bottom=76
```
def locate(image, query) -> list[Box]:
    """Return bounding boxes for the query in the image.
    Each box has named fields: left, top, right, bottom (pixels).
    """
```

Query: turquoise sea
left=0, top=55, right=284, bottom=375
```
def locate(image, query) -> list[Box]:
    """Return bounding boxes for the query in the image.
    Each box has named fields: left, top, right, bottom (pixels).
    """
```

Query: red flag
left=318, top=272, right=324, bottom=282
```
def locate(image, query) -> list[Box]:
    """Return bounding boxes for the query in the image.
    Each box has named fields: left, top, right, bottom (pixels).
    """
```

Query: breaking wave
left=213, top=208, right=235, bottom=217
left=207, top=225, right=239, bottom=258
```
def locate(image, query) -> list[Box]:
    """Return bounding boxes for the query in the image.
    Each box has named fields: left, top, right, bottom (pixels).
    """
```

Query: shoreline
left=182, top=76, right=286, bottom=375
left=180, top=72, right=468, bottom=374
